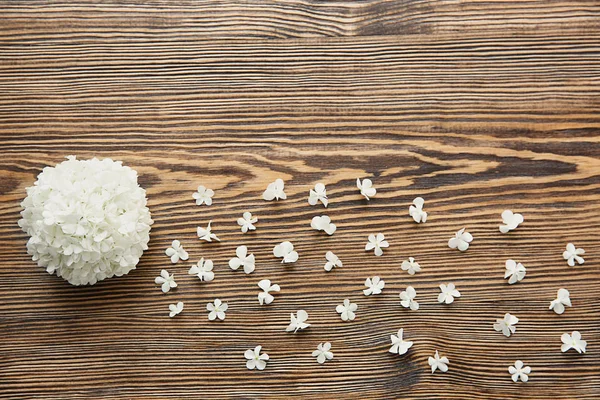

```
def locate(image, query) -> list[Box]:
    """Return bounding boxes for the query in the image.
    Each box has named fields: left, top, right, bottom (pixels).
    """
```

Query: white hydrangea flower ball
left=18, top=156, right=154, bottom=285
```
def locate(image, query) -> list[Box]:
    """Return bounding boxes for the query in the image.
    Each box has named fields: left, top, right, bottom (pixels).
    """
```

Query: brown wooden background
left=1, top=1, right=600, bottom=399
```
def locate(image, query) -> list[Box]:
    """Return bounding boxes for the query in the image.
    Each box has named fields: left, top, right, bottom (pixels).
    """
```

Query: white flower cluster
left=18, top=156, right=153, bottom=285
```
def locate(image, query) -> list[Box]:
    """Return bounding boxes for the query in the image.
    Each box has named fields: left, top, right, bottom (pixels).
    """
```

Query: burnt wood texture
left=1, top=1, right=599, bottom=399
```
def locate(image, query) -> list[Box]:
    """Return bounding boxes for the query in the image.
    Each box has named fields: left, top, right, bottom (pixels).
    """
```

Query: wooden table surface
left=1, top=1, right=600, bottom=399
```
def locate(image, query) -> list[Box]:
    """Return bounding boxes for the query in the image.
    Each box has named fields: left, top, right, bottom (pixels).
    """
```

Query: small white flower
left=493, top=313, right=519, bottom=337
left=509, top=360, right=531, bottom=382
left=409, top=197, right=427, bottom=223
left=286, top=310, right=310, bottom=333
left=273, top=241, right=298, bottom=263
left=399, top=286, right=419, bottom=311
left=155, top=269, right=177, bottom=293
left=428, top=350, right=449, bottom=373
left=245, top=345, right=269, bottom=370
left=363, top=276, right=385, bottom=296
left=448, top=228, right=473, bottom=251
left=312, top=342, right=334, bottom=364
left=229, top=245, right=255, bottom=274
left=401, top=257, right=421, bottom=275
left=237, top=211, right=258, bottom=233
left=336, top=299, right=358, bottom=321
left=561, top=331, right=587, bottom=353
left=197, top=220, right=220, bottom=242
left=308, top=182, right=328, bottom=207
left=165, top=240, right=189, bottom=264
left=357, top=178, right=376, bottom=200
left=389, top=328, right=413, bottom=355
left=192, top=185, right=214, bottom=206
left=499, top=210, right=523, bottom=233
left=188, top=258, right=214, bottom=282
left=549, top=288, right=571, bottom=315
left=504, top=259, right=526, bottom=284
left=365, top=233, right=389, bottom=256
left=311, top=215, right=336, bottom=235
left=262, top=178, right=286, bottom=201
left=168, top=301, right=184, bottom=318
left=437, top=283, right=460, bottom=304
left=207, top=298, right=228, bottom=321
left=324, top=251, right=342, bottom=272
left=563, top=243, right=585, bottom=267
left=257, top=279, right=280, bottom=305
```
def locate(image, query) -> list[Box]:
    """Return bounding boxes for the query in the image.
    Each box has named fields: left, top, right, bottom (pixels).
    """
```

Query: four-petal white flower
left=401, top=257, right=421, bottom=275
left=155, top=269, right=177, bottom=293
left=263, top=178, right=286, bottom=201
left=207, top=299, right=228, bottom=321
left=245, top=345, right=269, bottom=370
left=197, top=220, right=220, bottom=242
left=311, top=215, right=336, bottom=235
left=237, top=212, right=258, bottom=233
left=399, top=286, right=419, bottom=311
left=493, top=313, right=519, bottom=337
left=364, top=276, right=385, bottom=296
left=165, top=240, right=189, bottom=264
left=324, top=251, right=342, bottom=272
left=428, top=350, right=449, bottom=373
left=168, top=301, right=184, bottom=318
left=308, top=183, right=328, bottom=207
left=312, top=342, right=334, bottom=364
left=188, top=258, right=214, bottom=282
left=286, top=310, right=310, bottom=333
left=504, top=259, right=526, bottom=284
left=549, top=288, right=572, bottom=315
left=273, top=241, right=298, bottom=263
left=448, top=228, right=473, bottom=251
left=561, top=331, right=587, bottom=353
left=437, top=283, right=460, bottom=304
left=389, top=328, right=413, bottom=355
left=499, top=210, right=523, bottom=233
left=563, top=243, right=585, bottom=267
left=229, top=245, right=256, bottom=274
left=336, top=299, right=358, bottom=321
left=357, top=178, right=376, bottom=200
left=257, top=279, right=280, bottom=305
left=192, top=185, right=214, bottom=206
left=409, top=197, right=427, bottom=223
left=365, top=233, right=389, bottom=256
left=509, top=360, right=531, bottom=382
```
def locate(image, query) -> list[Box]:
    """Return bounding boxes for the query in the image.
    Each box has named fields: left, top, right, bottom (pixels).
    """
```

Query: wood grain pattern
left=1, top=1, right=600, bottom=399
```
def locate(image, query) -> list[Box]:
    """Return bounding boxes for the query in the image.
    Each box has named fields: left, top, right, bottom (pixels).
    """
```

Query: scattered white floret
left=207, top=299, right=228, bottom=321
left=428, top=350, right=449, bottom=373
left=168, top=301, right=184, bottom=318
left=504, top=259, right=526, bottom=284
left=509, top=360, right=531, bottom=382
left=365, top=233, right=389, bottom=256
left=324, top=251, right=342, bottom=272
left=165, top=240, right=189, bottom=264
left=437, top=283, right=460, bottom=304
left=192, top=185, right=214, bottom=206
left=237, top=212, right=258, bottom=233
left=499, top=210, right=523, bottom=233
left=263, top=178, right=286, bottom=201
left=389, top=328, right=413, bottom=355
left=448, top=228, right=473, bottom=251
left=493, top=313, right=519, bottom=337
left=308, top=183, right=328, bottom=207
left=286, top=310, right=310, bottom=333
left=229, top=245, right=256, bottom=274
left=197, top=220, right=220, bottom=242
left=401, top=257, right=421, bottom=275
left=399, top=286, right=419, bottom=311
left=364, top=276, right=385, bottom=296
left=312, top=342, right=334, bottom=364
left=561, top=331, right=587, bottom=353
left=155, top=269, right=177, bottom=293
left=311, top=215, right=337, bottom=235
left=245, top=346, right=269, bottom=370
left=549, top=288, right=572, bottom=315
left=409, top=197, right=427, bottom=223
left=336, top=299, right=358, bottom=321
left=273, top=241, right=298, bottom=263
left=188, top=257, right=214, bottom=282
left=563, top=243, right=585, bottom=267
left=357, top=178, right=376, bottom=200
left=257, top=279, right=280, bottom=305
